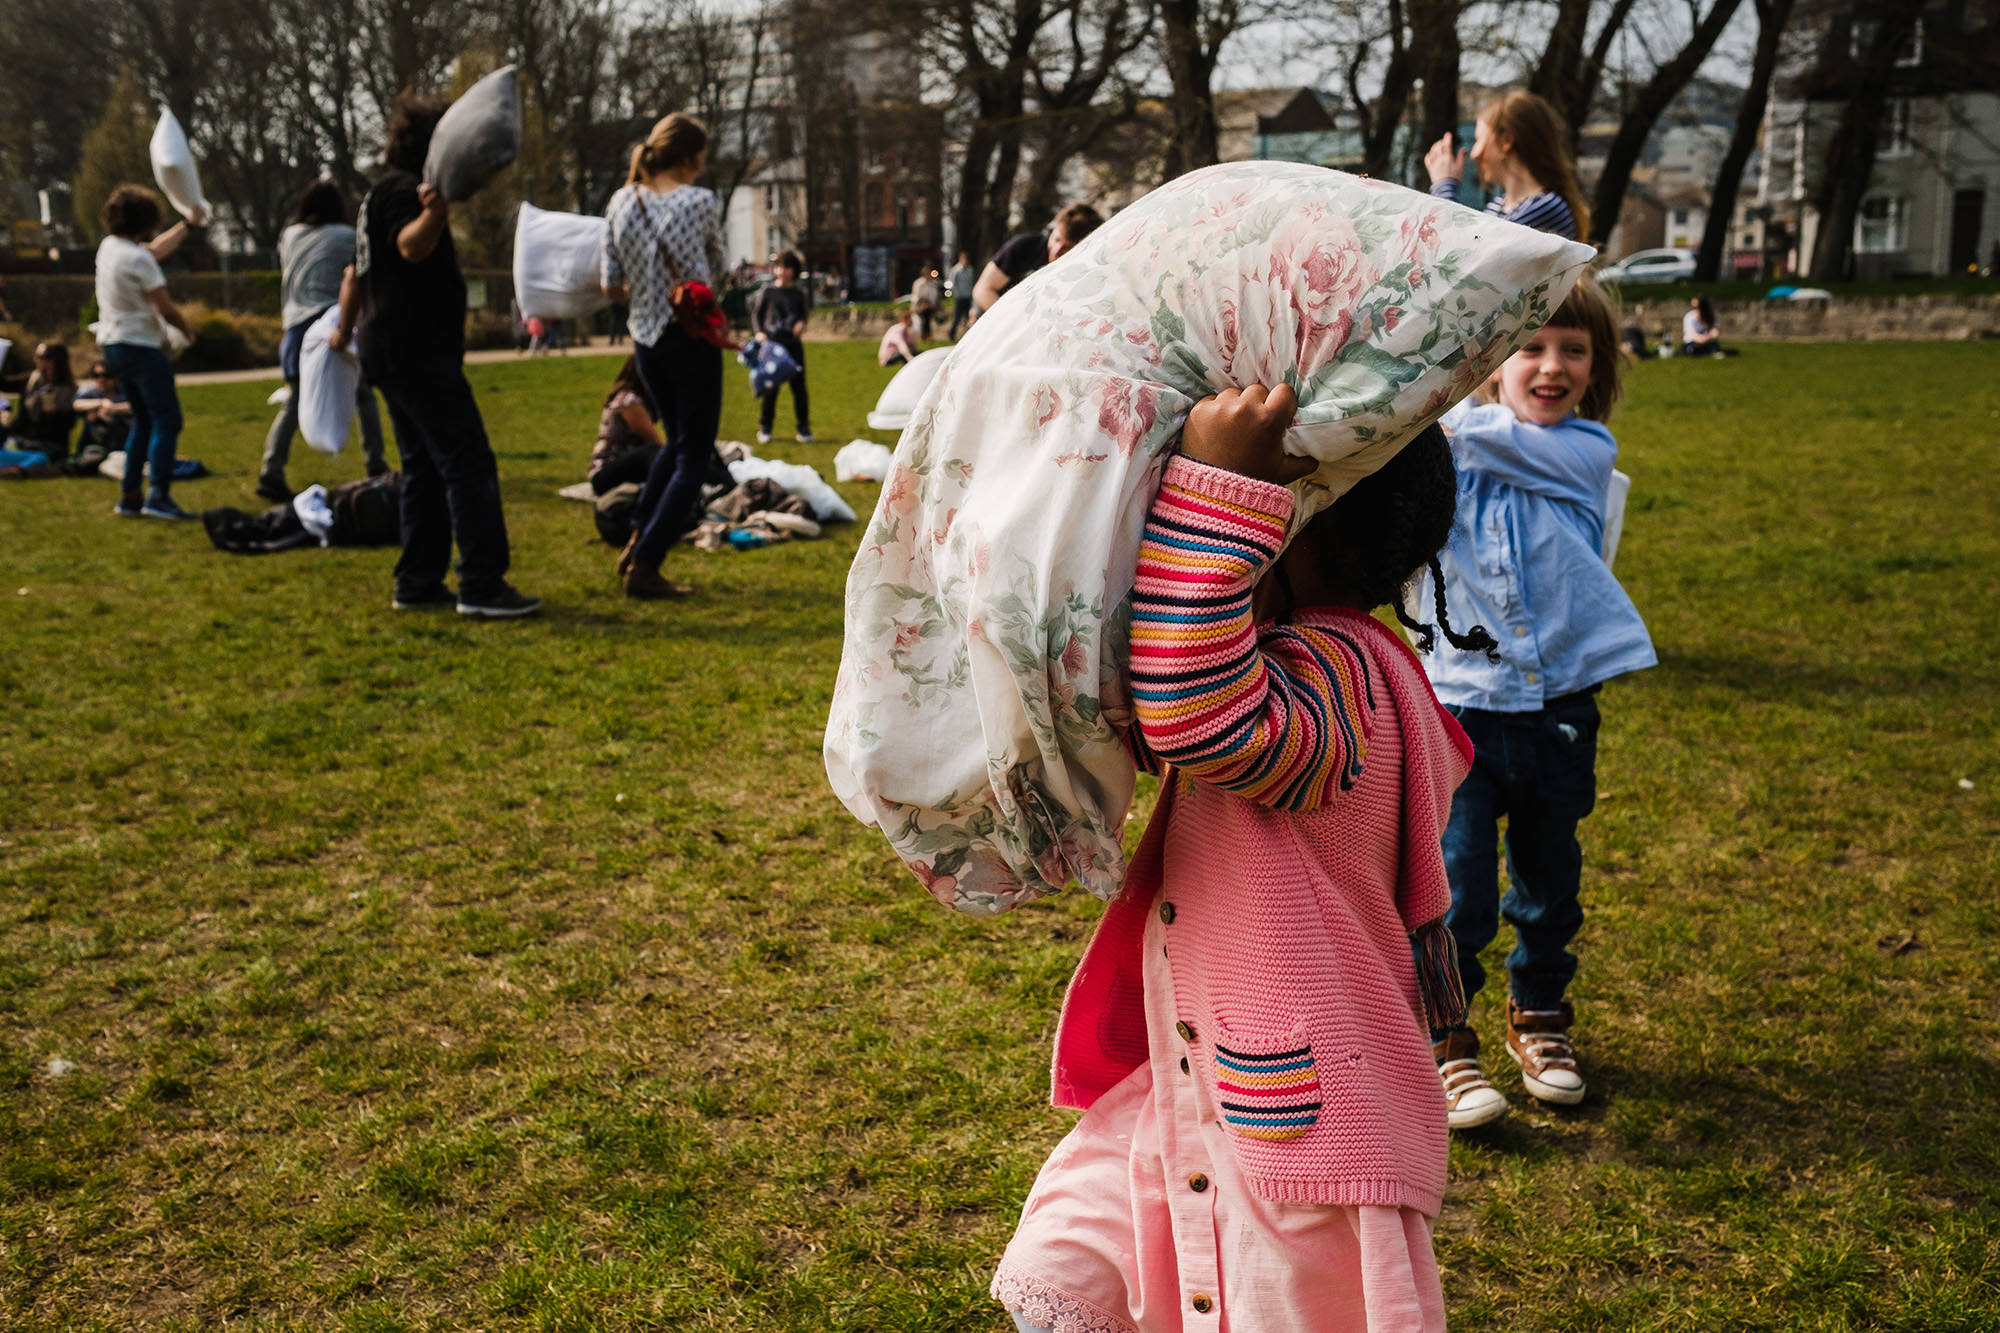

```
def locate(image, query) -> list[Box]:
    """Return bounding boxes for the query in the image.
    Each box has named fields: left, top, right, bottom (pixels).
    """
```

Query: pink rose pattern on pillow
left=826, top=161, right=1593, bottom=915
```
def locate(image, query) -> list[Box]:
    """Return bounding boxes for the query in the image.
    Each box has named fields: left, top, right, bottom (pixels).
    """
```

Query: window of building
left=1672, top=209, right=1690, bottom=226
left=1855, top=195, right=1908, bottom=253
left=1896, top=17, right=1923, bottom=65
left=1878, top=99, right=1912, bottom=155
left=1849, top=17, right=1877, bottom=58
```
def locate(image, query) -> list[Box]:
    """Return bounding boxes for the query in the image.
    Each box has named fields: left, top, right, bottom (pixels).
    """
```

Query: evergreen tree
left=73, top=67, right=157, bottom=242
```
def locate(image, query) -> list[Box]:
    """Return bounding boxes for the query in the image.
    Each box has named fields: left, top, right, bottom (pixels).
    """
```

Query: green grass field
left=3, top=341, right=1997, bottom=1331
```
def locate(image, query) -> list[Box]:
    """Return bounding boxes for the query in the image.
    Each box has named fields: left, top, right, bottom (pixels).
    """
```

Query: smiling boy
left=1416, top=276, right=1657, bottom=1129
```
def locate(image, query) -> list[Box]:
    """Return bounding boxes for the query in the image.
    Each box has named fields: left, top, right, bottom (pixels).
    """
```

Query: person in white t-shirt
left=95, top=184, right=202, bottom=521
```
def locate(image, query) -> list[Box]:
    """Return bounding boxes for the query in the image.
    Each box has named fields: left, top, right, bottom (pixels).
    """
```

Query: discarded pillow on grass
left=424, top=66, right=521, bottom=203
left=726, top=456, right=854, bottom=524
left=298, top=306, right=360, bottom=454
left=150, top=110, right=209, bottom=220
left=824, top=160, right=1595, bottom=916
left=834, top=439, right=893, bottom=482
left=866, top=346, right=951, bottom=431
left=514, top=202, right=609, bottom=320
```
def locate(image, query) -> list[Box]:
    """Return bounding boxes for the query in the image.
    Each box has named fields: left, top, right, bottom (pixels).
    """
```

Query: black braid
left=1317, top=424, right=1499, bottom=658
left=1425, top=553, right=1499, bottom=658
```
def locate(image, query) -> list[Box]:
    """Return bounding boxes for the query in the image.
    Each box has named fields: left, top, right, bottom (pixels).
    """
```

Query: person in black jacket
left=334, top=91, right=538, bottom=618
left=751, top=250, right=812, bottom=445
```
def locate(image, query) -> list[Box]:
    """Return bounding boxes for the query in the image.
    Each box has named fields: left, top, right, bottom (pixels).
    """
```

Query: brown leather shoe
left=615, top=531, right=640, bottom=579
left=1506, top=997, right=1585, bottom=1105
left=1433, top=1027, right=1508, bottom=1129
left=624, top=562, right=692, bottom=600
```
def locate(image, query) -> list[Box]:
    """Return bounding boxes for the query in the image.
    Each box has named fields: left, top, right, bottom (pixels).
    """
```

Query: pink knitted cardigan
left=1049, top=456, right=1473, bottom=1213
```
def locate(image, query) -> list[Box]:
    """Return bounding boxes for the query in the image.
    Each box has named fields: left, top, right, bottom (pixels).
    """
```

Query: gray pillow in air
left=423, top=65, right=521, bottom=203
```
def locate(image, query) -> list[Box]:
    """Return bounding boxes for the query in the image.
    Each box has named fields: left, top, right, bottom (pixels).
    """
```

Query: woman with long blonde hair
left=1424, top=89, right=1589, bottom=242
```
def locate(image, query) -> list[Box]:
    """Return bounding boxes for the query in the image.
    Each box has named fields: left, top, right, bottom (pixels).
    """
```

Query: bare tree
left=1695, top=0, right=1797, bottom=280
left=1406, top=0, right=1461, bottom=148
left=1807, top=0, right=1921, bottom=281
left=1016, top=0, right=1154, bottom=227
left=1530, top=0, right=1643, bottom=132
left=1587, top=0, right=1746, bottom=246
left=1156, top=0, right=1245, bottom=174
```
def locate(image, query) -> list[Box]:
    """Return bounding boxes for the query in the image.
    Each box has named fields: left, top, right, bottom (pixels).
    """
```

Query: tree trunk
left=1696, top=0, right=1795, bottom=281
left=1528, top=0, right=1592, bottom=107
left=1587, top=0, right=1746, bottom=247
left=1407, top=0, right=1460, bottom=148
left=1351, top=0, right=1411, bottom=179
left=953, top=119, right=999, bottom=264
left=1807, top=0, right=1921, bottom=281
left=1159, top=0, right=1220, bottom=173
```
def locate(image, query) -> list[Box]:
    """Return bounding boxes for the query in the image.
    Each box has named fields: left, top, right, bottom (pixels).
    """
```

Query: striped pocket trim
left=1215, top=1041, right=1321, bottom=1141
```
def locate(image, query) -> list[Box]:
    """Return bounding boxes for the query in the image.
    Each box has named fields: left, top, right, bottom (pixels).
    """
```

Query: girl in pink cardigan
left=994, top=385, right=1496, bottom=1333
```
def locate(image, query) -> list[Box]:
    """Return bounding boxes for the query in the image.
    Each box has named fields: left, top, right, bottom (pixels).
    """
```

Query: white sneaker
left=756, top=429, right=773, bottom=445
left=1434, top=1028, right=1509, bottom=1129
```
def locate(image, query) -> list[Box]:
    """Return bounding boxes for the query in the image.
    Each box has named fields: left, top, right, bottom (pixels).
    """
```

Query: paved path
left=177, top=339, right=629, bottom=386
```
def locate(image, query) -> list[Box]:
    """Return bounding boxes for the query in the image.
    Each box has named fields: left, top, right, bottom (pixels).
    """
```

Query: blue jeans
left=102, top=343, right=181, bottom=500
left=1435, top=691, right=1601, bottom=1030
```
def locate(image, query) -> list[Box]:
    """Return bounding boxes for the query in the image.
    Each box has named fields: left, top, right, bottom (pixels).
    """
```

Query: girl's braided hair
left=1319, top=424, right=1498, bottom=657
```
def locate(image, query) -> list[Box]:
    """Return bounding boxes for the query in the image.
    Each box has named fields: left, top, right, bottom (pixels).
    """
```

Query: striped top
left=1129, top=456, right=1373, bottom=811
left=1429, top=177, right=1577, bottom=240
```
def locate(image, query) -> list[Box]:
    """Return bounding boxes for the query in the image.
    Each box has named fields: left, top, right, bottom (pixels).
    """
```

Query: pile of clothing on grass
left=202, top=472, right=403, bottom=555
left=577, top=440, right=855, bottom=552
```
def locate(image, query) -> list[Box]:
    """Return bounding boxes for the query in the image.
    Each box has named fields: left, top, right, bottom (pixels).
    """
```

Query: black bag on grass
left=327, top=472, right=402, bottom=547
left=594, top=482, right=642, bottom=546
left=424, top=66, right=522, bottom=203
left=203, top=504, right=313, bottom=554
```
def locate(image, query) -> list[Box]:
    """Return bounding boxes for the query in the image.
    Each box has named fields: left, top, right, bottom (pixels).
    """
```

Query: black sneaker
left=392, top=584, right=457, bottom=610
left=141, top=496, right=197, bottom=522
left=113, top=495, right=144, bottom=518
left=457, top=583, right=542, bottom=619
left=255, top=475, right=294, bottom=504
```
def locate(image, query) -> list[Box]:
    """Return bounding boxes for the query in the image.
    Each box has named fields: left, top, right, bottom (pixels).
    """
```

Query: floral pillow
left=826, top=161, right=1594, bottom=915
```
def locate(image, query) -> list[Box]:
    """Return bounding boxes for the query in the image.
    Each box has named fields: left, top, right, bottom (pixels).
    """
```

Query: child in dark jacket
left=751, top=250, right=812, bottom=444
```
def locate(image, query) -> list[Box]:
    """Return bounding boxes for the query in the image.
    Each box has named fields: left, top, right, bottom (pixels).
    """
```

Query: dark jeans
left=590, top=445, right=660, bottom=495
left=1434, top=690, right=1602, bottom=1032
left=376, top=364, right=512, bottom=600
left=630, top=328, right=723, bottom=567
left=949, top=297, right=972, bottom=340
left=101, top=343, right=181, bottom=500
left=756, top=334, right=809, bottom=435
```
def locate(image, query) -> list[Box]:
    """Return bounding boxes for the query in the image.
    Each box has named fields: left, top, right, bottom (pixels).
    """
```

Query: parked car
left=1599, top=248, right=1698, bottom=285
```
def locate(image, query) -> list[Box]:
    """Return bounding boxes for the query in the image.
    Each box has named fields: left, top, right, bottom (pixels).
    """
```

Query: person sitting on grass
left=1681, top=296, right=1736, bottom=357
left=1416, top=274, right=1656, bottom=1130
left=588, top=356, right=664, bottom=495
left=878, top=309, right=918, bottom=368
left=0, top=342, right=79, bottom=467
left=995, top=387, right=1494, bottom=1333
left=73, top=361, right=133, bottom=464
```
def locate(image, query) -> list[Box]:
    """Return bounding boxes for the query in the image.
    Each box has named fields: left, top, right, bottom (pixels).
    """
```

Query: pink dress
left=992, top=458, right=1467, bottom=1332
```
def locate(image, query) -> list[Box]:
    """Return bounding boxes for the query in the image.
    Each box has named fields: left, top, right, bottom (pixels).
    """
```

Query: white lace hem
left=991, top=1265, right=1138, bottom=1333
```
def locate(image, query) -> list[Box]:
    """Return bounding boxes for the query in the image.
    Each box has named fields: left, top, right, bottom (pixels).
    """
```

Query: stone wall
left=1620, top=294, right=2000, bottom=343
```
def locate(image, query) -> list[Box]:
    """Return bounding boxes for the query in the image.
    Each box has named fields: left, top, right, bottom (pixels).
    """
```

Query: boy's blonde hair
left=1478, top=274, right=1624, bottom=422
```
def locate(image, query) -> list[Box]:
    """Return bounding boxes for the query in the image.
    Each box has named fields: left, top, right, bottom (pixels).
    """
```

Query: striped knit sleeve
left=1129, top=456, right=1374, bottom=813
left=1428, top=178, right=1461, bottom=203
left=1497, top=191, right=1577, bottom=239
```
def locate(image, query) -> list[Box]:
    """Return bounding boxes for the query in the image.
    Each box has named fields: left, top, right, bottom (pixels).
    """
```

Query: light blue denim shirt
left=1415, top=400, right=1656, bottom=711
